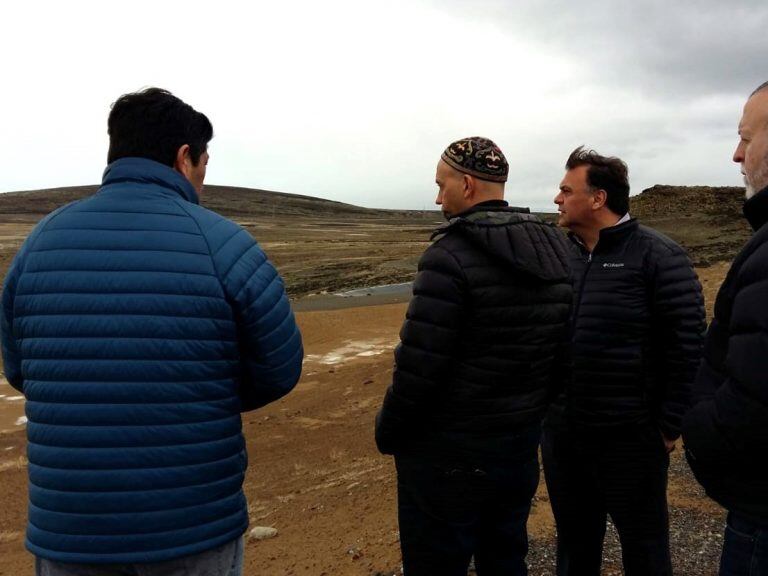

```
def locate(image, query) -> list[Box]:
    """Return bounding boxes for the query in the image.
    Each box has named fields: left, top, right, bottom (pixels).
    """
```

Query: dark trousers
left=720, top=512, right=768, bottom=575
left=541, top=423, right=672, bottom=576
left=396, top=451, right=539, bottom=576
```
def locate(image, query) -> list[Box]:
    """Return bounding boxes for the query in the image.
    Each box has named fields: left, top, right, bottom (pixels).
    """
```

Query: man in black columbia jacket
left=543, top=147, right=705, bottom=576
left=683, top=81, right=768, bottom=576
left=375, top=137, right=573, bottom=576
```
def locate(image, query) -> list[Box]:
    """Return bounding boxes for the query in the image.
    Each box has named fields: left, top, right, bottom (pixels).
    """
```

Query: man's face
left=734, top=90, right=768, bottom=199
left=554, top=164, right=595, bottom=231
left=435, top=160, right=467, bottom=219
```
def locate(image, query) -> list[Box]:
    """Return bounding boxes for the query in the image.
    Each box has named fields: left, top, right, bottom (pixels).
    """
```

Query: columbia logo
left=603, top=262, right=625, bottom=268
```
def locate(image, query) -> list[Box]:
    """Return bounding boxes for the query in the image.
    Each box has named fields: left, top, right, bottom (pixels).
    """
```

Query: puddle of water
left=15, top=416, right=27, bottom=426
left=336, top=283, right=412, bottom=298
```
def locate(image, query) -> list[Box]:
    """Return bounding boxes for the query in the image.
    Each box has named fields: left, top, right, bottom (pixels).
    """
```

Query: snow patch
left=304, top=339, right=395, bottom=366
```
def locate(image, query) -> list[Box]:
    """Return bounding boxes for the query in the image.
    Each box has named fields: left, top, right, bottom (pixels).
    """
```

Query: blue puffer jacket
left=0, top=158, right=303, bottom=563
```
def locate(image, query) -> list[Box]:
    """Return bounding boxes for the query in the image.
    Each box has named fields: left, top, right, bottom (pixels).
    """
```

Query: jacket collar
left=101, top=157, right=199, bottom=204
left=451, top=199, right=533, bottom=219
left=744, top=185, right=768, bottom=231
left=569, top=218, right=639, bottom=253
left=468, top=199, right=510, bottom=209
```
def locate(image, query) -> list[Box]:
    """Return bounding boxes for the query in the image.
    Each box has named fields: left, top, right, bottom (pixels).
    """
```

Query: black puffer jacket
left=375, top=203, right=573, bottom=460
left=683, top=187, right=768, bottom=524
left=555, top=219, right=705, bottom=437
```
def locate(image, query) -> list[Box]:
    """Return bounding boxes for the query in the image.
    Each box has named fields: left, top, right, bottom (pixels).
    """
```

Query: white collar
left=614, top=213, right=631, bottom=226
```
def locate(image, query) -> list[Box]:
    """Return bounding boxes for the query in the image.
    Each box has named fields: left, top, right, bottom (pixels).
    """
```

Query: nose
left=435, top=190, right=443, bottom=205
left=733, top=141, right=745, bottom=164
left=554, top=191, right=563, bottom=205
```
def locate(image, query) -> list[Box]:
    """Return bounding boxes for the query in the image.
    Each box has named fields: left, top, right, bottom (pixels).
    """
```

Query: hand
left=660, top=432, right=676, bottom=453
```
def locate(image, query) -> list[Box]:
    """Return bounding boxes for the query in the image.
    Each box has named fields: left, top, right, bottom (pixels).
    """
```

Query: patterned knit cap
left=441, top=137, right=508, bottom=183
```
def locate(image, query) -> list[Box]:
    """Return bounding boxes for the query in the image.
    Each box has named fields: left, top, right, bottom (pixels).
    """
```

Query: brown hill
left=630, top=184, right=751, bottom=266
left=0, top=185, right=425, bottom=219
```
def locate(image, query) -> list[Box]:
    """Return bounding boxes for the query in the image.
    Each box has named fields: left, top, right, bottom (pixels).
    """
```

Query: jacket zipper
left=571, top=250, right=593, bottom=329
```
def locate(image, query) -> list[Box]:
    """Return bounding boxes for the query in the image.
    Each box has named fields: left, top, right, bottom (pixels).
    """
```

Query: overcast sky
left=2, top=1, right=766, bottom=211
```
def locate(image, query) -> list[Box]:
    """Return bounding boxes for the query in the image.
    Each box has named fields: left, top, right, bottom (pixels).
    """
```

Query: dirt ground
left=0, top=263, right=730, bottom=575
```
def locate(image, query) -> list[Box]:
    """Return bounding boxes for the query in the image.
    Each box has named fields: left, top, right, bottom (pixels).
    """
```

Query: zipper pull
left=588, top=253, right=592, bottom=263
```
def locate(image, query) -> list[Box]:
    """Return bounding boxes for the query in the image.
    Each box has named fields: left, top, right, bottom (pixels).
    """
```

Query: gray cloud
left=432, top=0, right=768, bottom=98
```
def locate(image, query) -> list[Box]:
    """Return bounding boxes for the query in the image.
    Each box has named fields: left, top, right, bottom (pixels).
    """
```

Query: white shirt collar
left=614, top=213, right=631, bottom=226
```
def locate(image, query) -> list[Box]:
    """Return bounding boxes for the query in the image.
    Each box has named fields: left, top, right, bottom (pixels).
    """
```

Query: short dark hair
left=565, top=146, right=630, bottom=216
left=751, top=80, right=768, bottom=97
left=107, top=87, right=213, bottom=167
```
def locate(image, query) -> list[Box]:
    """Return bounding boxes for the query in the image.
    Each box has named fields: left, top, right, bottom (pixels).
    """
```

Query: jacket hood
left=434, top=206, right=572, bottom=281
left=101, top=157, right=199, bottom=205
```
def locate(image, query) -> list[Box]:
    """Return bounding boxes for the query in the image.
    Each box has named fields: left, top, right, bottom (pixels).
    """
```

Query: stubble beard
left=745, top=156, right=768, bottom=199
left=745, top=176, right=756, bottom=199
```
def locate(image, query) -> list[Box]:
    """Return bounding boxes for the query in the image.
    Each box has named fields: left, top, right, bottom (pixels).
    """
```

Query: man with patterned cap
left=376, top=136, right=573, bottom=575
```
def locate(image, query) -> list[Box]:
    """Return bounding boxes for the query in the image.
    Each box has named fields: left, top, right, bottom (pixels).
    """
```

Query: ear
left=592, top=189, right=608, bottom=210
left=462, top=174, right=475, bottom=200
left=174, top=144, right=192, bottom=178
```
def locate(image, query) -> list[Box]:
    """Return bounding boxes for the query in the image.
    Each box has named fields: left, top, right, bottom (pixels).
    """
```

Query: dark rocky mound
left=630, top=185, right=751, bottom=266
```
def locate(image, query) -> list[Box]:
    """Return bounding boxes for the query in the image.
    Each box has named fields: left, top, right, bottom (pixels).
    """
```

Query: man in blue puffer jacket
left=0, top=87, right=303, bottom=575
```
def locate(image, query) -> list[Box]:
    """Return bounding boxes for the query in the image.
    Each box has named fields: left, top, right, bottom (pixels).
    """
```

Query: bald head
left=751, top=80, right=768, bottom=97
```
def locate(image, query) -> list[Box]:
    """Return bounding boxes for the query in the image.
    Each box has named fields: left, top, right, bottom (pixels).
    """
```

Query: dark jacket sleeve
left=683, top=249, right=768, bottom=478
left=375, top=243, right=465, bottom=455
left=650, top=248, right=706, bottom=439
left=213, top=224, right=303, bottom=411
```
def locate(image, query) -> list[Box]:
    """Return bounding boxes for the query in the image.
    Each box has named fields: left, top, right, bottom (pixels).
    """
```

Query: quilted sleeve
left=1, top=252, right=24, bottom=392
left=209, top=220, right=303, bottom=411
left=683, top=243, right=768, bottom=481
left=651, top=247, right=706, bottom=439
left=0, top=207, right=70, bottom=393
left=375, top=243, right=466, bottom=455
